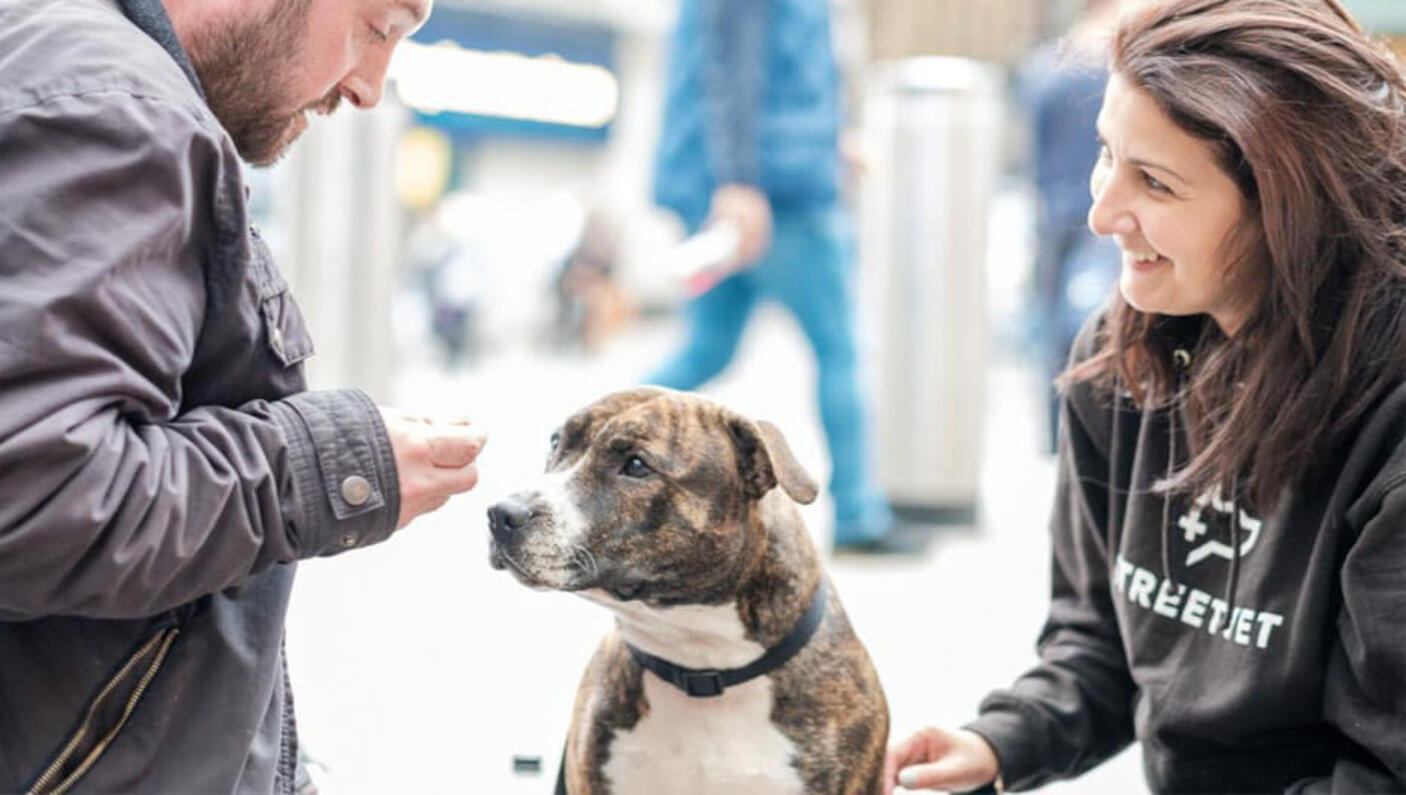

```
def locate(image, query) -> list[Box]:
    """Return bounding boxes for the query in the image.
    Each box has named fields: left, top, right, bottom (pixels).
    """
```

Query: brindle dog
left=488, top=388, right=887, bottom=794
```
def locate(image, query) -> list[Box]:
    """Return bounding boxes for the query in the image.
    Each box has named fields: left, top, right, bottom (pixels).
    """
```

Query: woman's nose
left=1088, top=177, right=1138, bottom=238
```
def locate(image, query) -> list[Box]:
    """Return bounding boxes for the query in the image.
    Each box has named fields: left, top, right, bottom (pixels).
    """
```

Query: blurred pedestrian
left=1017, top=0, right=1123, bottom=452
left=0, top=0, right=485, bottom=791
left=647, top=0, right=907, bottom=552
left=886, top=0, right=1406, bottom=791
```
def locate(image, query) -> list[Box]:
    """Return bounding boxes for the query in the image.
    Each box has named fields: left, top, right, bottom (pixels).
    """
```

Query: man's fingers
left=434, top=463, right=479, bottom=494
left=427, top=431, right=487, bottom=468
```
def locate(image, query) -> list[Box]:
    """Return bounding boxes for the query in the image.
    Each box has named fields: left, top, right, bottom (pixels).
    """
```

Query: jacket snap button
left=341, top=475, right=372, bottom=507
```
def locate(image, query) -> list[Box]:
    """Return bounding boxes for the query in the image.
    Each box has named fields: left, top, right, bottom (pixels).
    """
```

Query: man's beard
left=186, top=0, right=342, bottom=167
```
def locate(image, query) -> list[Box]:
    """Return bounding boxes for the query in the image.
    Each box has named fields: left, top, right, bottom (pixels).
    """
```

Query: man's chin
left=239, top=114, right=307, bottom=168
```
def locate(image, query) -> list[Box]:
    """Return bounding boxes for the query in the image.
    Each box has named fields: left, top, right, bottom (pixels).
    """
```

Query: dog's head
left=487, top=387, right=817, bottom=605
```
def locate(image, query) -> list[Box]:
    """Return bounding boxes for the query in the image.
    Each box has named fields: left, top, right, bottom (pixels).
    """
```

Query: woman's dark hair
left=1066, top=0, right=1406, bottom=509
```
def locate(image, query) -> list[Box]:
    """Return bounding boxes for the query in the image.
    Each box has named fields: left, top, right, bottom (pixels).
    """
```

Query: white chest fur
left=601, top=674, right=806, bottom=795
left=584, top=594, right=808, bottom=795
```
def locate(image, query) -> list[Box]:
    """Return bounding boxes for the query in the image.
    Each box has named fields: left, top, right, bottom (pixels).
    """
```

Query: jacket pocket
left=25, top=626, right=181, bottom=795
left=249, top=228, right=315, bottom=368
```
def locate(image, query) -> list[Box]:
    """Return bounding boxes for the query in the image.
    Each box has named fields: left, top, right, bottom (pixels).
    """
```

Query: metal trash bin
left=859, top=56, right=1005, bottom=524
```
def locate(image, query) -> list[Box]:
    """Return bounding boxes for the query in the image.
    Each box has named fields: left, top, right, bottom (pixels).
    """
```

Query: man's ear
left=727, top=417, right=819, bottom=505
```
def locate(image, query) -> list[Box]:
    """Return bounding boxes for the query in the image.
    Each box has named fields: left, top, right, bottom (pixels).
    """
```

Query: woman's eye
left=1143, top=172, right=1172, bottom=194
left=368, top=23, right=389, bottom=43
left=621, top=456, right=652, bottom=478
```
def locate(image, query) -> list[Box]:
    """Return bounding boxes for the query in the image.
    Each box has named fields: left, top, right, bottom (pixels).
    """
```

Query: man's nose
left=488, top=496, right=536, bottom=541
left=339, top=76, right=382, bottom=110
left=341, top=46, right=394, bottom=109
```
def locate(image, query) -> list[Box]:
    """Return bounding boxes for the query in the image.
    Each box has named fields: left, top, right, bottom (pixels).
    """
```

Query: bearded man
left=0, top=0, right=482, bottom=792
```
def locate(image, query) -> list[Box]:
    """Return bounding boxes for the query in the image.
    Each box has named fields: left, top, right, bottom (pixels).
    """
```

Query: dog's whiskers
left=498, top=548, right=533, bottom=580
left=571, top=545, right=599, bottom=580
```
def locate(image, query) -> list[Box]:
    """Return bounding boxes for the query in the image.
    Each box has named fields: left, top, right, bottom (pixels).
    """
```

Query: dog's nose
left=488, top=496, right=535, bottom=541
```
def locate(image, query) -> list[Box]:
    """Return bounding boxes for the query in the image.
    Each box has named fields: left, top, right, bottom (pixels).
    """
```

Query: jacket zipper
left=27, top=626, right=181, bottom=795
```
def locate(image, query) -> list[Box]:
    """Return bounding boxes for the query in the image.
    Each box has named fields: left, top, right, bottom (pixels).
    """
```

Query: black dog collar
left=625, top=580, right=828, bottom=698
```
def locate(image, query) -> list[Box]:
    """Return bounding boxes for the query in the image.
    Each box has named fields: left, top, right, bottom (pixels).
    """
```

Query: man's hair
left=1066, top=0, right=1406, bottom=510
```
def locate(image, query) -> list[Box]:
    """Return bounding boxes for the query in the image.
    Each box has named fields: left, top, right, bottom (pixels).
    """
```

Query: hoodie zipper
left=26, top=626, right=181, bottom=795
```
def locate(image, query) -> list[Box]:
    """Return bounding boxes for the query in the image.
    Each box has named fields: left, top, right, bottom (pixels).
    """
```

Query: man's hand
left=709, top=183, right=773, bottom=265
left=379, top=408, right=486, bottom=530
left=883, top=727, right=1000, bottom=794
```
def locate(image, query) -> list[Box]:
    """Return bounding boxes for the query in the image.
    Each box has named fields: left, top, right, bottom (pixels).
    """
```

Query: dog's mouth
left=488, top=539, right=601, bottom=593
left=487, top=540, right=543, bottom=588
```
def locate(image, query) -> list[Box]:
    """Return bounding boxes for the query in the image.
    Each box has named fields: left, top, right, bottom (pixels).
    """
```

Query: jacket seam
left=0, top=85, right=220, bottom=143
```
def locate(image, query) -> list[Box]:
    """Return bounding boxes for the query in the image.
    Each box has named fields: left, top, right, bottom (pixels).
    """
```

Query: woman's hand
left=883, top=726, right=1000, bottom=794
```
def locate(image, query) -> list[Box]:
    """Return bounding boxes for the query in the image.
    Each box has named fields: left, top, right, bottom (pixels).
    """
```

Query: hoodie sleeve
left=963, top=319, right=1138, bottom=790
left=1286, top=482, right=1406, bottom=792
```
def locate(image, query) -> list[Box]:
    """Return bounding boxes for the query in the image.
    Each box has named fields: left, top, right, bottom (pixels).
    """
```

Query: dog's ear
left=728, top=417, right=819, bottom=505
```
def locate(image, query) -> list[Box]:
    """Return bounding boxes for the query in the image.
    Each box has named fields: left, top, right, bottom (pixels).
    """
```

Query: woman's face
left=1089, top=73, right=1255, bottom=334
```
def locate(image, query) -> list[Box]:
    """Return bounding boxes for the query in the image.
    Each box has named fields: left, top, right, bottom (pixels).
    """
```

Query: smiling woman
left=885, top=1, right=1406, bottom=793
left=1088, top=72, right=1257, bottom=335
left=1069, top=0, right=1406, bottom=512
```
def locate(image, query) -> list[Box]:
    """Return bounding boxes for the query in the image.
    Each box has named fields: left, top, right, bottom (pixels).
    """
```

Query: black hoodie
left=967, top=314, right=1406, bottom=793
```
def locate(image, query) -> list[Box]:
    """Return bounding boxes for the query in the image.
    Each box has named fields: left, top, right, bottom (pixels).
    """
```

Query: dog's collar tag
left=625, top=580, right=829, bottom=698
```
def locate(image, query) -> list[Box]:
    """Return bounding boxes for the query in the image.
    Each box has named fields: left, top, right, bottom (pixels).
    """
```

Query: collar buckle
left=678, top=670, right=726, bottom=697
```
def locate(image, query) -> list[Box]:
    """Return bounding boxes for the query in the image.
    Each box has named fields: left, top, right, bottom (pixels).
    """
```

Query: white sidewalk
left=285, top=307, right=1145, bottom=794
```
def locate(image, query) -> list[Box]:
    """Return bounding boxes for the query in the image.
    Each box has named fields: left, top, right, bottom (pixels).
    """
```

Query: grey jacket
left=0, top=0, right=401, bottom=792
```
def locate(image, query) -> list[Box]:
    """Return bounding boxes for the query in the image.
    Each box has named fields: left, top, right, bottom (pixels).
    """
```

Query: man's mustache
left=304, top=89, right=342, bottom=116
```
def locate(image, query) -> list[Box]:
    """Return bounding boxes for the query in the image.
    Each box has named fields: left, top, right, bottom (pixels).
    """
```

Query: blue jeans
left=646, top=206, right=893, bottom=543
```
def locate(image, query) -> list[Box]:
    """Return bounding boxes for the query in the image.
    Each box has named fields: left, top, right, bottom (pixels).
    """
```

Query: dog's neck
left=585, top=492, right=822, bottom=671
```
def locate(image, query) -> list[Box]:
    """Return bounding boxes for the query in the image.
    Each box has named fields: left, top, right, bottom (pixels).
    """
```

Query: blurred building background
left=246, top=1, right=1406, bottom=792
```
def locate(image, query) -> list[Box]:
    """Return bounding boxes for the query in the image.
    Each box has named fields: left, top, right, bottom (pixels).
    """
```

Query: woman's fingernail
left=898, top=768, right=919, bottom=788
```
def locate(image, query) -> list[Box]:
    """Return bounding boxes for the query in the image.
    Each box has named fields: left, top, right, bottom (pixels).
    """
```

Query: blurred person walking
left=0, top=0, right=486, bottom=792
left=1017, top=0, right=1123, bottom=453
left=647, top=0, right=907, bottom=552
left=885, top=0, right=1406, bottom=791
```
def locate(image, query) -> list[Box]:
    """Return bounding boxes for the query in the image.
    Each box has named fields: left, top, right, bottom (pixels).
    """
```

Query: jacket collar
left=116, top=0, right=207, bottom=102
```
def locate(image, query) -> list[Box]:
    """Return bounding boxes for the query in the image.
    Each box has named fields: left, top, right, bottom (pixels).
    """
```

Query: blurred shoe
left=831, top=520, right=936, bottom=556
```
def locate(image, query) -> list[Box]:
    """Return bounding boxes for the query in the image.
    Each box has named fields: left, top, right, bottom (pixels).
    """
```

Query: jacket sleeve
left=0, top=91, right=399, bottom=621
left=699, top=0, right=766, bottom=188
left=964, top=319, right=1138, bottom=790
left=1287, top=482, right=1406, bottom=792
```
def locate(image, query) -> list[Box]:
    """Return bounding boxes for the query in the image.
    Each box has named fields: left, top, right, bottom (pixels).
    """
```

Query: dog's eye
left=621, top=455, right=652, bottom=478
left=549, top=431, right=562, bottom=452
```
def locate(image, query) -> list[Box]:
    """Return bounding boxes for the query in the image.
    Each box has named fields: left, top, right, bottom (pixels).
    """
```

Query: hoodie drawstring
left=1226, top=480, right=1241, bottom=614
left=1161, top=405, right=1176, bottom=583
left=1109, top=379, right=1125, bottom=555
left=1160, top=347, right=1191, bottom=582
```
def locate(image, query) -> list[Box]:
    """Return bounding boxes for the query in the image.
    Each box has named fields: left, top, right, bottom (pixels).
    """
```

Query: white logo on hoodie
left=1176, top=486, right=1263, bottom=567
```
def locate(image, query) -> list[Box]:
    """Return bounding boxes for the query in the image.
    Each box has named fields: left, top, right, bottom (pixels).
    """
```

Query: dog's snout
left=488, top=496, right=536, bottom=541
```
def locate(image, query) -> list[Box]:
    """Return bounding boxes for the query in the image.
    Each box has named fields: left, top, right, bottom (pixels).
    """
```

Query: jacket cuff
left=271, top=389, right=400, bottom=558
left=965, top=704, right=1041, bottom=793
